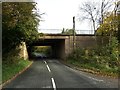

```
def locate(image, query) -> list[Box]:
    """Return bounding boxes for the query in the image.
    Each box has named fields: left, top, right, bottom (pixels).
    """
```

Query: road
left=3, top=59, right=118, bottom=89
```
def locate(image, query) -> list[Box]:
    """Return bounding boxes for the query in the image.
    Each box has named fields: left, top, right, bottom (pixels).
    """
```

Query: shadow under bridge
left=28, top=38, right=66, bottom=59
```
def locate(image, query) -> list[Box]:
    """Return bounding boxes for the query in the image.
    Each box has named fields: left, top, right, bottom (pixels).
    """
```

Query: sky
left=35, top=0, right=94, bottom=33
left=35, top=0, right=116, bottom=34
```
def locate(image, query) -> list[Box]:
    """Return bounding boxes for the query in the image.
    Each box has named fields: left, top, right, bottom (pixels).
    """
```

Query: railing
left=38, top=29, right=62, bottom=34
left=75, top=30, right=94, bottom=34
left=38, top=29, right=94, bottom=34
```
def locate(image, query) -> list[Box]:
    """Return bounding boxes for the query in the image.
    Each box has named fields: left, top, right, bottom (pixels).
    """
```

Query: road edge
left=60, top=60, right=118, bottom=79
left=1, top=61, right=33, bottom=88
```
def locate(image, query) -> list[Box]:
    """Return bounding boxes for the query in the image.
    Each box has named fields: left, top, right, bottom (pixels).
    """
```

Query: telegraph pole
left=73, top=16, right=76, bottom=50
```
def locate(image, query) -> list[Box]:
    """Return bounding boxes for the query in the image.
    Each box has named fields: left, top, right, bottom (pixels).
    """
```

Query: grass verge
left=61, top=59, right=118, bottom=78
left=2, top=59, right=32, bottom=83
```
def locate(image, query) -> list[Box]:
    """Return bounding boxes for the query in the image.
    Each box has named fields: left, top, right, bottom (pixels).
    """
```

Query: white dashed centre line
left=44, top=60, right=56, bottom=89
left=44, top=60, right=51, bottom=72
left=51, top=78, right=56, bottom=90
left=44, top=61, right=47, bottom=64
left=46, top=65, right=51, bottom=72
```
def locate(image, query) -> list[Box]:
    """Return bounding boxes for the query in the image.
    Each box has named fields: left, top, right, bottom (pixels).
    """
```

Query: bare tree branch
left=78, top=0, right=114, bottom=33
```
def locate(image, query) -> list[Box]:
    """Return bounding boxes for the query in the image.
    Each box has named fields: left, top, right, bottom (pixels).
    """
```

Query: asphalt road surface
left=3, top=59, right=119, bottom=89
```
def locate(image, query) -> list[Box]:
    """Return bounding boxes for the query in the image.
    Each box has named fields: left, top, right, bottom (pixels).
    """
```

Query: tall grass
left=2, top=48, right=32, bottom=84
left=2, top=59, right=32, bottom=83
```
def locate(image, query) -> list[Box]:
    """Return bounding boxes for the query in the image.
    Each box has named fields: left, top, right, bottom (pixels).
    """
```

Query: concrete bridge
left=26, top=34, right=97, bottom=59
left=19, top=33, right=108, bottom=60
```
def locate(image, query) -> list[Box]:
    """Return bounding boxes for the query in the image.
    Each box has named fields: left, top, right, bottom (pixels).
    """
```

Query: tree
left=78, top=1, right=97, bottom=33
left=96, top=12, right=118, bottom=36
left=100, top=0, right=113, bottom=24
left=62, top=28, right=65, bottom=33
left=78, top=0, right=113, bottom=34
left=96, top=1, right=120, bottom=41
left=2, top=2, right=41, bottom=54
left=62, top=29, right=76, bottom=35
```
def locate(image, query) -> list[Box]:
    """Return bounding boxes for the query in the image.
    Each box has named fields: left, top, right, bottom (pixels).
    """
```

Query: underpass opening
left=30, top=46, right=52, bottom=59
left=27, top=39, right=65, bottom=60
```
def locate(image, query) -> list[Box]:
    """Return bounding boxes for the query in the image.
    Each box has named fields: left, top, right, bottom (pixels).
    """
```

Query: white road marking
left=43, top=60, right=56, bottom=89
left=51, top=78, right=56, bottom=90
left=44, top=61, right=51, bottom=72
left=44, top=61, right=47, bottom=64
left=46, top=65, right=51, bottom=72
left=42, top=86, right=52, bottom=88
left=88, top=76, right=104, bottom=82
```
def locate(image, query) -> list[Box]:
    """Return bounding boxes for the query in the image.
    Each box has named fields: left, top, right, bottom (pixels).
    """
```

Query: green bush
left=67, top=37, right=119, bottom=75
left=2, top=48, right=21, bottom=65
left=68, top=48, right=86, bottom=62
left=31, top=46, right=52, bottom=57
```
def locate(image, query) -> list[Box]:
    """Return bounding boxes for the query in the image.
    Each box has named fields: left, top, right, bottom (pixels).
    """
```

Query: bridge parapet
left=39, top=29, right=94, bottom=34
left=39, top=35, right=69, bottom=39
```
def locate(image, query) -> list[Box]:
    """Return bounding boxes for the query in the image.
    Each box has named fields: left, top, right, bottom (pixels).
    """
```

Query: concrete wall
left=63, top=36, right=95, bottom=58
left=19, top=42, right=28, bottom=60
left=75, top=36, right=109, bottom=49
left=25, top=35, right=109, bottom=60
left=75, top=36, right=96, bottom=49
left=64, top=35, right=109, bottom=58
left=64, top=36, right=74, bottom=57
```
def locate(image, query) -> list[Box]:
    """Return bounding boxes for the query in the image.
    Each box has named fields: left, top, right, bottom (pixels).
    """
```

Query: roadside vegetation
left=66, top=0, right=120, bottom=77
left=62, top=28, right=76, bottom=35
left=31, top=46, right=52, bottom=56
left=2, top=58, right=31, bottom=83
left=30, top=46, right=52, bottom=58
left=2, top=2, right=41, bottom=84
left=2, top=48, right=32, bottom=83
left=67, top=37, right=119, bottom=76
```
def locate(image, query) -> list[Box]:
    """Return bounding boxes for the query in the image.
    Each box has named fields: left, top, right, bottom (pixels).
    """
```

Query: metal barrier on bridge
left=38, top=29, right=94, bottom=34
